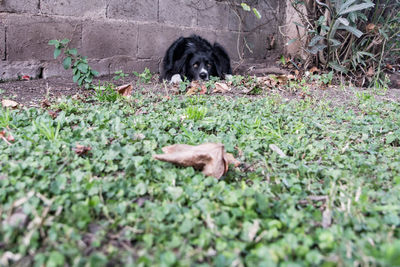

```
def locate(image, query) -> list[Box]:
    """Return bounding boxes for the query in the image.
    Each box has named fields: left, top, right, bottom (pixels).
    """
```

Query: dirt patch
left=1, top=69, right=400, bottom=108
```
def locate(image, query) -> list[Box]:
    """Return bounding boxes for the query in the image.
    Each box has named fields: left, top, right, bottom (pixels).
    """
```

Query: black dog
left=160, top=35, right=232, bottom=83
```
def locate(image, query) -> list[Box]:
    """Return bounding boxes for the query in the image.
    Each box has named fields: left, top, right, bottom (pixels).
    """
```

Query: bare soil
left=1, top=63, right=399, bottom=108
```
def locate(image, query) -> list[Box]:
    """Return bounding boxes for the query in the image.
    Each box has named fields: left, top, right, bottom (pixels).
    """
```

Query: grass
left=1, top=90, right=400, bottom=266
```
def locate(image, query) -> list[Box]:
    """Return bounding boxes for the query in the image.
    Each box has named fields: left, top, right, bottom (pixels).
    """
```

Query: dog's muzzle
left=199, top=68, right=209, bottom=80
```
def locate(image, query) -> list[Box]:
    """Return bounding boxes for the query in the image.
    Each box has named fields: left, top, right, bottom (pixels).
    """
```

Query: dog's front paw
left=170, top=74, right=183, bottom=84
left=224, top=74, right=233, bottom=81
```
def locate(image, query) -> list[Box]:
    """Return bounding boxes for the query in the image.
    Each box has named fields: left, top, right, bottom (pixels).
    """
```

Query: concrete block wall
left=0, top=0, right=285, bottom=80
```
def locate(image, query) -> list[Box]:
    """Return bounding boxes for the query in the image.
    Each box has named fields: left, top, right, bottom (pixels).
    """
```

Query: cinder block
left=243, top=31, right=267, bottom=59
left=108, top=56, right=159, bottom=74
left=42, top=61, right=72, bottom=79
left=88, top=58, right=111, bottom=77
left=0, top=0, right=39, bottom=14
left=0, top=60, right=42, bottom=80
left=197, top=1, right=229, bottom=30
left=215, top=31, right=241, bottom=61
left=6, top=15, right=82, bottom=61
left=41, top=0, right=106, bottom=17
left=107, top=0, right=157, bottom=22
left=82, top=21, right=138, bottom=59
left=228, top=2, right=277, bottom=33
left=137, top=23, right=185, bottom=60
left=0, top=24, right=5, bottom=60
left=159, top=0, right=197, bottom=27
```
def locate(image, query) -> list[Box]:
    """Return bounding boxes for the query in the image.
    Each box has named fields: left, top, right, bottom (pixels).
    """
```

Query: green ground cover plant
left=1, top=91, right=400, bottom=266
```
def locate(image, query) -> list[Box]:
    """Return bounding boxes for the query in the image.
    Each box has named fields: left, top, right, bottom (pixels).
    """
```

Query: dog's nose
left=199, top=72, right=207, bottom=80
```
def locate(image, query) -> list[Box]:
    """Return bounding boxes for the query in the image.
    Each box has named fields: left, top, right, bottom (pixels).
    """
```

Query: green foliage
left=290, top=0, right=399, bottom=87
left=94, top=82, right=121, bottom=102
left=113, top=70, right=129, bottom=81
left=179, top=77, right=191, bottom=93
left=133, top=68, right=153, bottom=84
left=1, top=93, right=400, bottom=266
left=0, top=107, right=13, bottom=129
left=241, top=2, right=261, bottom=19
left=33, top=119, right=61, bottom=141
left=48, top=39, right=99, bottom=89
left=185, top=105, right=208, bottom=121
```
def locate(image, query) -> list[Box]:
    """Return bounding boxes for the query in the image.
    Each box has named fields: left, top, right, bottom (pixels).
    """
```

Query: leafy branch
left=48, top=39, right=99, bottom=89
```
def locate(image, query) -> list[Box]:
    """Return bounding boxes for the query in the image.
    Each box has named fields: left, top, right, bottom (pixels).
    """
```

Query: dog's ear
left=175, top=53, right=189, bottom=73
left=212, top=42, right=232, bottom=78
left=161, top=37, right=189, bottom=80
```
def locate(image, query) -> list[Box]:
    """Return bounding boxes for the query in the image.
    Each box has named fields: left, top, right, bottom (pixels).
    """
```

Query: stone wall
left=0, top=0, right=285, bottom=80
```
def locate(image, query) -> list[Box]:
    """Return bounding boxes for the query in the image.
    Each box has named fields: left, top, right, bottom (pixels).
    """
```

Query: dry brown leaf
left=274, top=74, right=296, bottom=85
left=187, top=81, right=207, bottom=95
left=6, top=132, right=15, bottom=142
left=386, top=64, right=394, bottom=70
left=248, top=220, right=260, bottom=242
left=269, top=144, right=286, bottom=158
left=153, top=143, right=240, bottom=179
left=41, top=99, right=51, bottom=108
left=256, top=76, right=276, bottom=89
left=366, top=23, right=376, bottom=32
left=199, top=84, right=207, bottom=94
left=309, top=66, right=320, bottom=74
left=48, top=110, right=60, bottom=119
left=186, top=87, right=198, bottom=96
left=0, top=130, right=14, bottom=145
left=2, top=99, right=19, bottom=108
left=116, top=83, right=133, bottom=97
left=366, top=67, right=375, bottom=77
left=73, top=144, right=92, bottom=156
left=322, top=209, right=332, bottom=228
left=213, top=82, right=230, bottom=93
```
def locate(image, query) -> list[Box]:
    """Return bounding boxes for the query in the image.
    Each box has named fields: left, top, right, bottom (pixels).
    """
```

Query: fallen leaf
left=153, top=143, right=240, bottom=178
left=309, top=66, right=320, bottom=74
left=322, top=208, right=332, bottom=228
left=213, top=82, right=230, bottom=93
left=6, top=132, right=15, bottom=142
left=186, top=86, right=198, bottom=96
left=2, top=99, right=19, bottom=108
left=73, top=144, right=92, bottom=156
left=366, top=67, right=374, bottom=77
left=0, top=130, right=14, bottom=145
left=6, top=210, right=28, bottom=228
left=116, top=83, right=133, bottom=97
left=385, top=64, right=393, bottom=71
left=366, top=23, right=376, bottom=32
left=248, top=220, right=260, bottom=242
left=269, top=144, right=286, bottom=157
left=187, top=81, right=207, bottom=95
left=41, top=99, right=51, bottom=108
left=48, top=110, right=60, bottom=119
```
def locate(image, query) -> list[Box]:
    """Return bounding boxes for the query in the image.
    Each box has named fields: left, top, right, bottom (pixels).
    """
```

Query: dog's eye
left=207, top=63, right=212, bottom=68
left=193, top=63, right=199, bottom=68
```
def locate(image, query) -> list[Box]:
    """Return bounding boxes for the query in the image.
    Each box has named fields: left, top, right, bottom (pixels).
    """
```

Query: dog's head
left=184, top=52, right=217, bottom=81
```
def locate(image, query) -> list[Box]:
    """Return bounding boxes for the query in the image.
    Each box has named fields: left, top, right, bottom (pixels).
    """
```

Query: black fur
left=160, top=35, right=232, bottom=81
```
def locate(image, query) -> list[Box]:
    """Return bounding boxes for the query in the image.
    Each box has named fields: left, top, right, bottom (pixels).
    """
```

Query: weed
left=48, top=39, right=99, bottom=89
left=33, top=120, right=61, bottom=141
left=185, top=105, right=208, bottom=121
left=355, top=91, right=374, bottom=103
left=0, top=108, right=13, bottom=129
left=113, top=70, right=129, bottom=81
left=2, top=92, right=400, bottom=266
left=133, top=68, right=153, bottom=84
left=179, top=77, right=191, bottom=93
left=230, top=75, right=245, bottom=86
left=289, top=1, right=399, bottom=87
left=94, top=82, right=120, bottom=102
